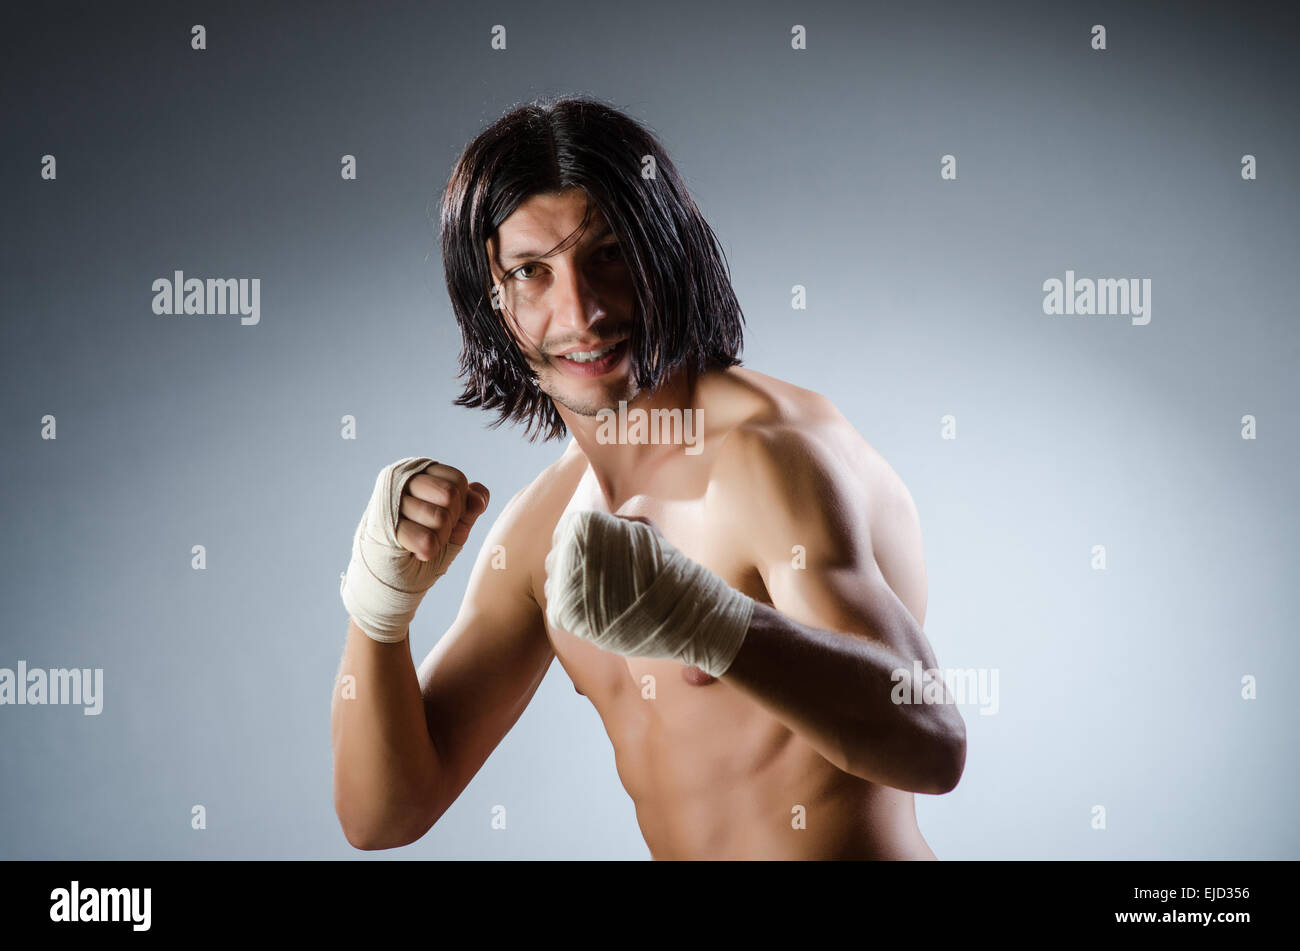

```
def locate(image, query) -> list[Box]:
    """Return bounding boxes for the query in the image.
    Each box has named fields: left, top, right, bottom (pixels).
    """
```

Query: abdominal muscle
left=538, top=447, right=937, bottom=859
left=547, top=622, right=938, bottom=860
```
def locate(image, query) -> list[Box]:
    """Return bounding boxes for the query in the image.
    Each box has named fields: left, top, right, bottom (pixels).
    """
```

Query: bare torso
left=519, top=367, right=937, bottom=859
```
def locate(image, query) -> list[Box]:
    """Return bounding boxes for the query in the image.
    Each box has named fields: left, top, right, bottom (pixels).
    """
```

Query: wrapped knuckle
left=418, top=480, right=443, bottom=506
left=420, top=535, right=438, bottom=561
left=417, top=497, right=440, bottom=524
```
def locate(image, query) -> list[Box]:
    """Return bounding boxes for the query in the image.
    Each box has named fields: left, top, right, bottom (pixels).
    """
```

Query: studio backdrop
left=1, top=0, right=1296, bottom=859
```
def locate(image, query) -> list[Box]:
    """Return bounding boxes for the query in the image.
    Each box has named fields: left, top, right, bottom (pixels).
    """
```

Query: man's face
left=486, top=187, right=640, bottom=417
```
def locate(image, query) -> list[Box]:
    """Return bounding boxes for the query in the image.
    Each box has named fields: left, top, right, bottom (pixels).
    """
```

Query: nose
left=548, top=259, right=607, bottom=335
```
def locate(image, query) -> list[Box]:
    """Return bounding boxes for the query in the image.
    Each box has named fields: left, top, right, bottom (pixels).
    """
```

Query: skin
left=331, top=187, right=966, bottom=859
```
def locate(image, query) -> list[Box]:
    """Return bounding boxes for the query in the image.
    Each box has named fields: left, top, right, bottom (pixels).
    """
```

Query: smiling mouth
left=552, top=338, right=629, bottom=376
left=561, top=341, right=621, bottom=363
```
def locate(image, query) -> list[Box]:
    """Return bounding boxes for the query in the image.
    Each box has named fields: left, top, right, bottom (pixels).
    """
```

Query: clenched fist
left=543, top=509, right=754, bottom=678
left=340, top=457, right=489, bottom=643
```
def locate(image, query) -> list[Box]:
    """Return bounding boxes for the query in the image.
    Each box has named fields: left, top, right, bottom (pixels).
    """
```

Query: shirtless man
left=331, top=96, right=966, bottom=860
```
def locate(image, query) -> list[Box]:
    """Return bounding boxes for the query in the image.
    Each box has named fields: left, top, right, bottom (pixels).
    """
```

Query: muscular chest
left=538, top=462, right=766, bottom=708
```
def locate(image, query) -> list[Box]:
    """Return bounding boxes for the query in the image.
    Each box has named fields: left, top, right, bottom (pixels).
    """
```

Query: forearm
left=721, top=600, right=966, bottom=794
left=331, top=619, right=442, bottom=849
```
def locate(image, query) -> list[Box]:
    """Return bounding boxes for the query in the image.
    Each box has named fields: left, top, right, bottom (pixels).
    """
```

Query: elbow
left=336, top=804, right=394, bottom=851
left=843, top=713, right=966, bottom=795
left=343, top=830, right=409, bottom=852
left=920, top=715, right=966, bottom=795
left=341, top=825, right=391, bottom=852
left=865, top=711, right=965, bottom=796
left=335, top=792, right=439, bottom=852
left=924, top=741, right=965, bottom=795
left=339, top=812, right=435, bottom=852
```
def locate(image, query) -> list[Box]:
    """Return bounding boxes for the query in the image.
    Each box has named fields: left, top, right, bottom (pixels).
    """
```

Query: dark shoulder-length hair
left=437, top=94, right=746, bottom=442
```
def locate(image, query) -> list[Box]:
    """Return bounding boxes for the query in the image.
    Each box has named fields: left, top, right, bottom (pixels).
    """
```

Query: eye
left=598, top=243, right=624, bottom=262
left=509, top=263, right=545, bottom=281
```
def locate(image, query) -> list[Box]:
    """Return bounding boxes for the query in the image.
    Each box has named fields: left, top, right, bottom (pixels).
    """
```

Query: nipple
left=681, top=665, right=717, bottom=686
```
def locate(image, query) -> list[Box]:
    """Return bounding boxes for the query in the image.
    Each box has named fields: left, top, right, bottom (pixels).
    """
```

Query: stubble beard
left=535, top=360, right=640, bottom=419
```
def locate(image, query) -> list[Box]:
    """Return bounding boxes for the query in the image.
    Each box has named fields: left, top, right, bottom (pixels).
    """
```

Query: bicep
left=414, top=507, right=554, bottom=819
left=765, top=551, right=939, bottom=672
left=866, top=478, right=928, bottom=629
left=734, top=425, right=936, bottom=668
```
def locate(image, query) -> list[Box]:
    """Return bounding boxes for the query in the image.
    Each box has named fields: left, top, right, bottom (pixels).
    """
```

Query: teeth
left=563, top=342, right=618, bottom=363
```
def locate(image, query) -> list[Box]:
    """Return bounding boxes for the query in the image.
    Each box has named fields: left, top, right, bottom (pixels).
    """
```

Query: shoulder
left=458, top=441, right=587, bottom=608
left=471, top=440, right=585, bottom=557
left=710, top=380, right=864, bottom=559
left=709, top=372, right=922, bottom=572
left=710, top=369, right=861, bottom=503
left=501, top=439, right=585, bottom=519
left=700, top=366, right=928, bottom=621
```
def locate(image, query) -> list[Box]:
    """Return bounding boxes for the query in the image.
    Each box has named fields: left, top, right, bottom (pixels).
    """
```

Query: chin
left=552, top=385, right=635, bottom=419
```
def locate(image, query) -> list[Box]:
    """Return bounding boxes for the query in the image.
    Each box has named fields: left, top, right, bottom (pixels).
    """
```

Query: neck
left=556, top=366, right=701, bottom=506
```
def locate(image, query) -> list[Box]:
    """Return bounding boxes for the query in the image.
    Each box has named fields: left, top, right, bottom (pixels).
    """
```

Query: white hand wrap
left=340, top=457, right=463, bottom=644
left=544, top=509, right=754, bottom=678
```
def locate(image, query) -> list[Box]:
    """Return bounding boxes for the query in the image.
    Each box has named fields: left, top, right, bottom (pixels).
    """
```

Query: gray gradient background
left=1, top=0, right=1296, bottom=860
